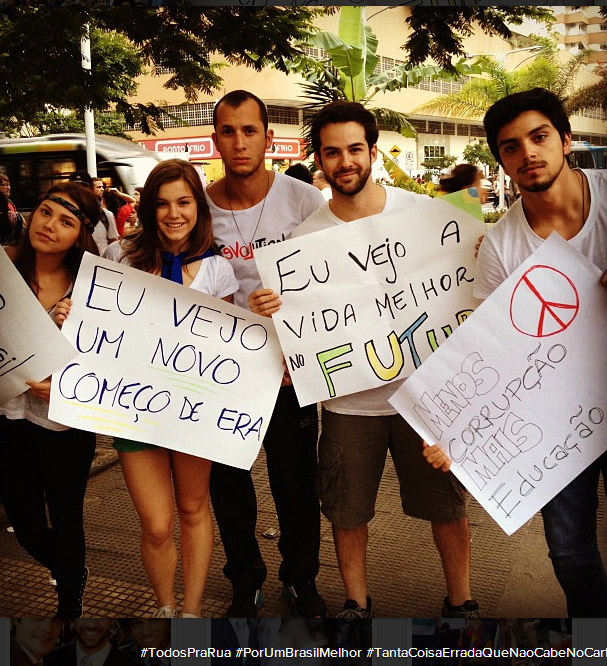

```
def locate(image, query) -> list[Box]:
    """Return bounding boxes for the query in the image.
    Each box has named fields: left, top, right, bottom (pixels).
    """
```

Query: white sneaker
left=180, top=613, right=199, bottom=619
left=152, top=605, right=177, bottom=618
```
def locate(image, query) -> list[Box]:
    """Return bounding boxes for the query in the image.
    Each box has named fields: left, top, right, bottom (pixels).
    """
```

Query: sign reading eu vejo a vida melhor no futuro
left=255, top=196, right=485, bottom=406
left=49, top=253, right=284, bottom=470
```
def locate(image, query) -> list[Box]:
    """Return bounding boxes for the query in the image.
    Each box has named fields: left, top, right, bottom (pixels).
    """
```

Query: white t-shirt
left=92, top=207, right=119, bottom=255
left=103, top=242, right=239, bottom=299
left=293, top=185, right=425, bottom=416
left=475, top=169, right=607, bottom=300
left=206, top=172, right=325, bottom=309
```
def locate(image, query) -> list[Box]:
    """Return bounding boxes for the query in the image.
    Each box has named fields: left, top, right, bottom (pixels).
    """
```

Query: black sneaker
left=227, top=588, right=263, bottom=618
left=284, top=581, right=327, bottom=618
left=336, top=596, right=373, bottom=619
left=56, top=566, right=88, bottom=618
left=442, top=596, right=481, bottom=618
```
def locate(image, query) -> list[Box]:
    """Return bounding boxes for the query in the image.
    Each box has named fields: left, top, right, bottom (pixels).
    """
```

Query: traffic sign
left=389, top=145, right=401, bottom=158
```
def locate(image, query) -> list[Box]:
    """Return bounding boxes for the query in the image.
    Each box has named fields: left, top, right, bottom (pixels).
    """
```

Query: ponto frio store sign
left=142, top=137, right=305, bottom=160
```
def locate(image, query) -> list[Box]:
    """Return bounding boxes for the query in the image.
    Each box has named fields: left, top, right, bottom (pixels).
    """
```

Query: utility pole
left=81, top=23, right=97, bottom=178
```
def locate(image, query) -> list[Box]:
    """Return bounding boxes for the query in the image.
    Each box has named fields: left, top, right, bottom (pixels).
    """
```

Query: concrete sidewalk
left=1, top=435, right=604, bottom=618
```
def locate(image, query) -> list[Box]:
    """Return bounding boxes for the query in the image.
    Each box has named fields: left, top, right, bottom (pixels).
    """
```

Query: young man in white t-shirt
left=205, top=90, right=327, bottom=618
left=251, top=101, right=476, bottom=619
left=428, top=88, right=607, bottom=617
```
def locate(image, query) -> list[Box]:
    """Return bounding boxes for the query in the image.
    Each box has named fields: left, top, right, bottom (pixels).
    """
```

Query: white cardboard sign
left=49, top=253, right=284, bottom=469
left=390, top=234, right=607, bottom=534
left=255, top=196, right=485, bottom=406
left=0, top=248, right=77, bottom=405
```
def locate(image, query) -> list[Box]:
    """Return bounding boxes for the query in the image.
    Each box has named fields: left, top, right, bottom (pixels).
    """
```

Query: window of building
left=154, top=64, right=175, bottom=76
left=382, top=57, right=395, bottom=72
left=409, top=119, right=427, bottom=133
left=267, top=106, right=301, bottom=125
left=424, top=145, right=445, bottom=158
left=469, top=125, right=486, bottom=138
left=428, top=121, right=442, bottom=134
left=442, top=122, right=455, bottom=136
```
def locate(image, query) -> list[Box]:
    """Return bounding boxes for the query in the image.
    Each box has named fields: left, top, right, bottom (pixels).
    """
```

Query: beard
left=324, top=163, right=372, bottom=197
left=517, top=155, right=566, bottom=194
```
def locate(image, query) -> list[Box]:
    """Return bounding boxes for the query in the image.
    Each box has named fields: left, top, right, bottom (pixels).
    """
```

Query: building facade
left=125, top=7, right=607, bottom=181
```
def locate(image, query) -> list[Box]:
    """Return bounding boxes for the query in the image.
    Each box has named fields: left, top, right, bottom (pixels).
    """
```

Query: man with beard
left=11, top=618, right=62, bottom=666
left=205, top=90, right=327, bottom=618
left=475, top=88, right=607, bottom=616
left=46, top=619, right=135, bottom=666
left=250, top=101, right=476, bottom=619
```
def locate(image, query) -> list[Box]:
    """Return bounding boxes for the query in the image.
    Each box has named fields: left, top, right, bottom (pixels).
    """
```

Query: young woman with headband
left=0, top=182, right=100, bottom=617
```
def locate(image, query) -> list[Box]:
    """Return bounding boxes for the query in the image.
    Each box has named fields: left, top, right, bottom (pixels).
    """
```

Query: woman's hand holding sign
left=54, top=297, right=72, bottom=327
left=249, top=288, right=281, bottom=317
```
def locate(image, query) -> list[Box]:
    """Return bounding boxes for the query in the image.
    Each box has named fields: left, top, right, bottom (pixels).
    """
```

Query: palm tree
left=413, top=45, right=589, bottom=120
left=285, top=7, right=483, bottom=153
left=411, top=44, right=590, bottom=207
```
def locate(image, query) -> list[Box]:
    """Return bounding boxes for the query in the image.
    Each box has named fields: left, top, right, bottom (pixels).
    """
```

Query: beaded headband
left=45, top=196, right=95, bottom=233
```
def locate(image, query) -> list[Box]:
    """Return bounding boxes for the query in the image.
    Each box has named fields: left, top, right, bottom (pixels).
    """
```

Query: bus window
left=568, top=151, right=596, bottom=169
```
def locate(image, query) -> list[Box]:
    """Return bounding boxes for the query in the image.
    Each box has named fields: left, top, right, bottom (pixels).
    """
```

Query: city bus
left=0, top=134, right=165, bottom=212
left=568, top=141, right=607, bottom=169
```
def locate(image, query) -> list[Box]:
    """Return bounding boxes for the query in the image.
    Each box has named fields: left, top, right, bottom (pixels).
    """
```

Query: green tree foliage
left=462, top=140, right=497, bottom=171
left=566, top=64, right=607, bottom=114
left=19, top=111, right=131, bottom=139
left=286, top=6, right=485, bottom=166
left=414, top=44, right=589, bottom=120
left=404, top=7, right=555, bottom=71
left=0, top=6, right=324, bottom=135
left=421, top=155, right=457, bottom=172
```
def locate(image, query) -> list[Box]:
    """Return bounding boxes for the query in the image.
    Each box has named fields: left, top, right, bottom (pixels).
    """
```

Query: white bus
left=0, top=134, right=165, bottom=211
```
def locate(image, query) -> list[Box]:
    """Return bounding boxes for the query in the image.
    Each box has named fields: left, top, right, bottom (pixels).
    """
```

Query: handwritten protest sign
left=0, top=248, right=77, bottom=405
left=49, top=253, right=284, bottom=469
left=390, top=234, right=607, bottom=535
left=255, top=195, right=485, bottom=406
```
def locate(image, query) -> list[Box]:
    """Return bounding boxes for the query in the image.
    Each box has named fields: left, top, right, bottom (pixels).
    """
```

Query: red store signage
left=141, top=137, right=305, bottom=160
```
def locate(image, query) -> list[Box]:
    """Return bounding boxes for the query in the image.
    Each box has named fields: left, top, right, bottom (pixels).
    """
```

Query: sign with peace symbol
left=510, top=264, right=580, bottom=337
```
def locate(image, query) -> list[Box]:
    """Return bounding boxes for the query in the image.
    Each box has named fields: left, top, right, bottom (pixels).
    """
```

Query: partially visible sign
left=403, top=150, right=415, bottom=169
left=0, top=248, right=77, bottom=405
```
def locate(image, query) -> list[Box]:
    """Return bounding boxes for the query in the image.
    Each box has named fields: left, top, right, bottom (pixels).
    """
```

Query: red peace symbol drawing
left=510, top=265, right=580, bottom=337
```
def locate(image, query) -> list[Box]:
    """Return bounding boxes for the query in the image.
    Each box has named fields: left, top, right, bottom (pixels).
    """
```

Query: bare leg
left=172, top=452, right=213, bottom=617
left=432, top=518, right=471, bottom=606
left=333, top=524, right=368, bottom=607
left=119, top=449, right=177, bottom=610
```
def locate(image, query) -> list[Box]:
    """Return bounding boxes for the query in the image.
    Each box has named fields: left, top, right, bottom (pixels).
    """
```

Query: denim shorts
left=316, top=409, right=468, bottom=528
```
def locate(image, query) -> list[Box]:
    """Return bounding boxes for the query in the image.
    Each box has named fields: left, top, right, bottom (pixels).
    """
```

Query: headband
left=45, top=196, right=95, bottom=233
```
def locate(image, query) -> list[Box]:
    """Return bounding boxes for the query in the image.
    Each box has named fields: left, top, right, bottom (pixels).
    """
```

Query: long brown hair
left=15, top=182, right=100, bottom=296
left=122, top=160, right=213, bottom=274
